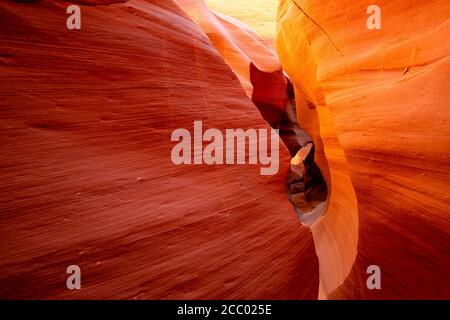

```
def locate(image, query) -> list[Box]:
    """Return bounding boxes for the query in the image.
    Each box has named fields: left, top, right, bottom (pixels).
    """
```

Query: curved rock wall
left=0, top=0, right=318, bottom=299
left=276, top=0, right=450, bottom=299
left=1, top=0, right=448, bottom=300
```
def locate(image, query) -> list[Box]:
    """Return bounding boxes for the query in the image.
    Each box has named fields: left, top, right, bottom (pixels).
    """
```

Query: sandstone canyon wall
left=276, top=0, right=450, bottom=299
left=0, top=0, right=449, bottom=300
left=0, top=0, right=318, bottom=299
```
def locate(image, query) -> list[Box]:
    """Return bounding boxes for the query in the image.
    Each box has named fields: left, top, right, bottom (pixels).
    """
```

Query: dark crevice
left=249, top=63, right=328, bottom=225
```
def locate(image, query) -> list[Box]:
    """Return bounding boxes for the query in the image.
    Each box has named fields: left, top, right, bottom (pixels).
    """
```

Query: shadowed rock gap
left=249, top=63, right=328, bottom=225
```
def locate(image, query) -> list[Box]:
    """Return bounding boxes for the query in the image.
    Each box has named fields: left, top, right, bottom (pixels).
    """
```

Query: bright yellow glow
left=205, top=0, right=279, bottom=39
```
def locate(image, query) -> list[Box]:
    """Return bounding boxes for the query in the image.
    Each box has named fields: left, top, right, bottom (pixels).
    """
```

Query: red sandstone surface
left=0, top=0, right=449, bottom=300
left=0, top=0, right=317, bottom=299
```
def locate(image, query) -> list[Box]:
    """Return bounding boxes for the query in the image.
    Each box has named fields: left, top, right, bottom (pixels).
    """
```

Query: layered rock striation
left=0, top=0, right=319, bottom=299
left=276, top=0, right=450, bottom=299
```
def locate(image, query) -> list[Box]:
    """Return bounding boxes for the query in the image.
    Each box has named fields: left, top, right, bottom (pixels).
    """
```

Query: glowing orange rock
left=177, top=0, right=281, bottom=98
left=277, top=0, right=450, bottom=299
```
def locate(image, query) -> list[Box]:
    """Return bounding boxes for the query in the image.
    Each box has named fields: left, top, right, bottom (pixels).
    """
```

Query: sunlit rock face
left=179, top=1, right=331, bottom=228
left=277, top=0, right=450, bottom=299
left=177, top=0, right=281, bottom=97
left=205, top=0, right=278, bottom=40
left=0, top=0, right=318, bottom=299
left=2, top=0, right=448, bottom=301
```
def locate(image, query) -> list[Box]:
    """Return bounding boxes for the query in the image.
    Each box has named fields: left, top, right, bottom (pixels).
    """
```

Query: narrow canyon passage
left=196, top=0, right=450, bottom=299
left=248, top=63, right=329, bottom=226
left=1, top=0, right=449, bottom=301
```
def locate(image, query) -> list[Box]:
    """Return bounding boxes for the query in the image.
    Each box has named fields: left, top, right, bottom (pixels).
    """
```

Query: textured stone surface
left=2, top=0, right=448, bottom=301
left=0, top=0, right=318, bottom=299
left=277, top=0, right=450, bottom=299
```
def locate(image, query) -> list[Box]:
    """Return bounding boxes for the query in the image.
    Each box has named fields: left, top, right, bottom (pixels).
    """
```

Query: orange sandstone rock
left=277, top=0, right=450, bottom=299
left=177, top=0, right=281, bottom=97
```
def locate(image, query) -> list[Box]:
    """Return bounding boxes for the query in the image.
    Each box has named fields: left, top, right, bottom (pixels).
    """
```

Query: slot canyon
left=0, top=0, right=449, bottom=299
